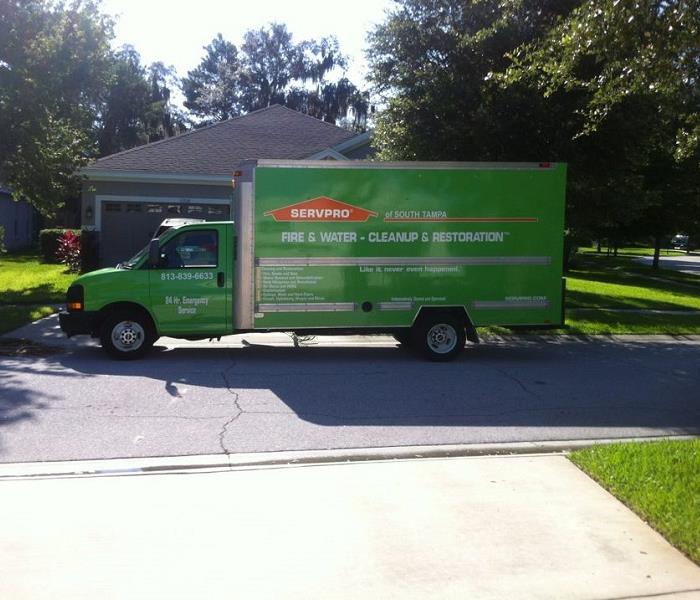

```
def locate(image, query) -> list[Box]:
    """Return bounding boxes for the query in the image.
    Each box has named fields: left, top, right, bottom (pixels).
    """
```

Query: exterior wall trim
left=306, top=148, right=347, bottom=160
left=83, top=170, right=233, bottom=185
left=330, top=132, right=371, bottom=154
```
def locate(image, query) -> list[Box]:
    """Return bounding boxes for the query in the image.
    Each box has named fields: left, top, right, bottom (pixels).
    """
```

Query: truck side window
left=160, top=230, right=218, bottom=268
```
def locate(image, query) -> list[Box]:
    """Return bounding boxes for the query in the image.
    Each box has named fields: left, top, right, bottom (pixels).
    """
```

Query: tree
left=238, top=23, right=305, bottom=110
left=0, top=0, right=114, bottom=217
left=182, top=24, right=368, bottom=128
left=98, top=47, right=186, bottom=156
left=286, top=77, right=370, bottom=128
left=504, top=0, right=700, bottom=267
left=366, top=0, right=579, bottom=161
left=97, top=46, right=151, bottom=155
left=181, top=33, right=243, bottom=121
left=145, top=62, right=188, bottom=143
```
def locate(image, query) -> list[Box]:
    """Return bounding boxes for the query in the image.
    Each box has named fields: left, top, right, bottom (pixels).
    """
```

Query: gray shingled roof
left=85, top=105, right=360, bottom=177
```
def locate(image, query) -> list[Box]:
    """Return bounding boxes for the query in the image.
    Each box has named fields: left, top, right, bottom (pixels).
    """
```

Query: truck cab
left=60, top=221, right=234, bottom=358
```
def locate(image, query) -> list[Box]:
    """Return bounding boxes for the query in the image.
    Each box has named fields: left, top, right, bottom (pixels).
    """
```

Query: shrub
left=39, top=228, right=78, bottom=263
left=56, top=230, right=82, bottom=272
left=0, top=225, right=5, bottom=253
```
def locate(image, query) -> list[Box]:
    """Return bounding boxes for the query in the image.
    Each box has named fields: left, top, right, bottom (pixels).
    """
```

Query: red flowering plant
left=56, top=230, right=81, bottom=273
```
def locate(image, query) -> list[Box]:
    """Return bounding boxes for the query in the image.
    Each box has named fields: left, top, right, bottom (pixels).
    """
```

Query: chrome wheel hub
left=112, top=321, right=144, bottom=352
left=427, top=323, right=457, bottom=354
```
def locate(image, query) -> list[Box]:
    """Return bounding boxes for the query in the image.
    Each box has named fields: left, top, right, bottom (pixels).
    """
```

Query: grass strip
left=570, top=440, right=700, bottom=564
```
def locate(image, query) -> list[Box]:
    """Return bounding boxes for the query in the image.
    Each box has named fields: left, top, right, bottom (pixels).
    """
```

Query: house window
left=167, top=204, right=181, bottom=215
left=126, top=203, right=141, bottom=212
left=146, top=204, right=163, bottom=213
left=105, top=203, right=122, bottom=212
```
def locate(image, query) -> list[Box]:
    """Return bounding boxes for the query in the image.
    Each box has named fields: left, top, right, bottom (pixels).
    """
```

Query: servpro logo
left=264, top=197, right=378, bottom=222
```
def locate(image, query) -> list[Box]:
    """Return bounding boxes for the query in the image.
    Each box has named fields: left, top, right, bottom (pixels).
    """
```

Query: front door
left=148, top=225, right=230, bottom=336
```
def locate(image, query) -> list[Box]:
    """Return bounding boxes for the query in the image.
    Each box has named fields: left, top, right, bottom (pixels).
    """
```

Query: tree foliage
left=0, top=1, right=187, bottom=217
left=367, top=0, right=579, bottom=160
left=0, top=0, right=114, bottom=216
left=182, top=33, right=243, bottom=121
left=98, top=46, right=186, bottom=156
left=505, top=0, right=700, bottom=160
left=182, top=24, right=369, bottom=128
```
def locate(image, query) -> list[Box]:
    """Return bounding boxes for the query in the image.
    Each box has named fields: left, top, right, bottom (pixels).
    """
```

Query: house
left=81, top=105, right=372, bottom=266
left=0, top=185, right=39, bottom=251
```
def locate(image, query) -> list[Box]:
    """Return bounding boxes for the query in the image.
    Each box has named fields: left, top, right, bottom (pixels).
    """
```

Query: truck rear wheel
left=100, top=311, right=155, bottom=360
left=412, top=313, right=466, bottom=361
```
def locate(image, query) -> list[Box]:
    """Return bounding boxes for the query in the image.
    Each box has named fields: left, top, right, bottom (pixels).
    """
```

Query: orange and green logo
left=264, top=197, right=378, bottom=222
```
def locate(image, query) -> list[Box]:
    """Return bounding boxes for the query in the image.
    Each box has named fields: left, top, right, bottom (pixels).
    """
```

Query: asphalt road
left=1, top=316, right=699, bottom=463
left=636, top=253, right=700, bottom=274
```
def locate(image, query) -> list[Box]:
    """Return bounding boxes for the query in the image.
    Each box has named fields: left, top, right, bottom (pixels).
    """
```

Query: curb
left=0, top=435, right=697, bottom=480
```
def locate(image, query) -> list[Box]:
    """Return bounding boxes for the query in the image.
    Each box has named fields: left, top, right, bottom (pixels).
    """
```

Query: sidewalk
left=1, top=454, right=699, bottom=599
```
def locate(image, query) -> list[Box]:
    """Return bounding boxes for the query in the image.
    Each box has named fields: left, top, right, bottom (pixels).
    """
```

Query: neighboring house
left=0, top=185, right=39, bottom=251
left=81, top=105, right=372, bottom=266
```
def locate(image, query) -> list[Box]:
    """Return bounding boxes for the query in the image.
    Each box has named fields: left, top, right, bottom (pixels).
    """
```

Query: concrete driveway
left=2, top=454, right=700, bottom=600
left=1, top=315, right=699, bottom=463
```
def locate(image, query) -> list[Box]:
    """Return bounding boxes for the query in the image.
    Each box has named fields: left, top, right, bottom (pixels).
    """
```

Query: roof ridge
left=90, top=105, right=281, bottom=166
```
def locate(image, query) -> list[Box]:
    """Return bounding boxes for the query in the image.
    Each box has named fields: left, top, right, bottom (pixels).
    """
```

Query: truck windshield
left=121, top=245, right=149, bottom=269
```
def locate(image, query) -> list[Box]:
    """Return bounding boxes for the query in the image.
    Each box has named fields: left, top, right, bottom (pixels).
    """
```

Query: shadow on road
left=2, top=336, right=698, bottom=436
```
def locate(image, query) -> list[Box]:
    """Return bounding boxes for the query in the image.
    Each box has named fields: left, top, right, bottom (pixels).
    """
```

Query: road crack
left=494, top=368, right=541, bottom=399
left=219, top=358, right=244, bottom=455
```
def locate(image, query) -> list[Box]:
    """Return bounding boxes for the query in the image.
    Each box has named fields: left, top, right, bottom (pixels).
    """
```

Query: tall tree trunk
left=652, top=235, right=661, bottom=270
left=596, top=240, right=602, bottom=253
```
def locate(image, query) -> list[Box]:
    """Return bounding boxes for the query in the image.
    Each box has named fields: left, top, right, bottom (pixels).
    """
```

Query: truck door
left=148, top=224, right=230, bottom=335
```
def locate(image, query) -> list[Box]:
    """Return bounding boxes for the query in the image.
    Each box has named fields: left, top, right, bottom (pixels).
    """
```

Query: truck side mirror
left=148, top=239, right=161, bottom=268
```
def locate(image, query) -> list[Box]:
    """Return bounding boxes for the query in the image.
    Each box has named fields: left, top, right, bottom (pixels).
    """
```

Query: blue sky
left=102, top=0, right=394, bottom=103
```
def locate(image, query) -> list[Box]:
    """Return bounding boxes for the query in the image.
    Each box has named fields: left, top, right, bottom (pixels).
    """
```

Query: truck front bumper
left=59, top=311, right=99, bottom=338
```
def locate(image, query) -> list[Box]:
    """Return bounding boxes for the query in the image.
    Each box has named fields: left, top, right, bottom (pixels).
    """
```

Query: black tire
left=100, top=310, right=156, bottom=360
left=411, top=313, right=466, bottom=361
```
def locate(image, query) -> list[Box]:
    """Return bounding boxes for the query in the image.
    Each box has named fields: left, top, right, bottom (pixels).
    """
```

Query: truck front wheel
left=412, top=313, right=466, bottom=361
left=100, top=311, right=156, bottom=360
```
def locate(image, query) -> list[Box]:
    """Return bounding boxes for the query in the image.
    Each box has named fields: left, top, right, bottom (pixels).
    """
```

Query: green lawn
left=0, top=251, right=75, bottom=304
left=0, top=251, right=75, bottom=334
left=571, top=440, right=700, bottom=564
left=561, top=252, right=700, bottom=334
left=579, top=246, right=688, bottom=257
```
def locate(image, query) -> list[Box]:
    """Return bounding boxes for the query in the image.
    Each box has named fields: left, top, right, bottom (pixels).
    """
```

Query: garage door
left=100, top=201, right=230, bottom=266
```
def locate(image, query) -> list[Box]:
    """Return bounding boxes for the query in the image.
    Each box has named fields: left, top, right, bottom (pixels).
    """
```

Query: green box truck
left=60, top=160, right=567, bottom=360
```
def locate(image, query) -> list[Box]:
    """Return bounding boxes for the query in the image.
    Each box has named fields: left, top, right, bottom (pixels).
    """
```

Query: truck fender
left=96, top=302, right=158, bottom=336
left=413, top=306, right=480, bottom=344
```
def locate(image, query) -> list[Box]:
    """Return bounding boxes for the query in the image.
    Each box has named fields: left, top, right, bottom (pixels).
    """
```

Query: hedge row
left=39, top=228, right=100, bottom=273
